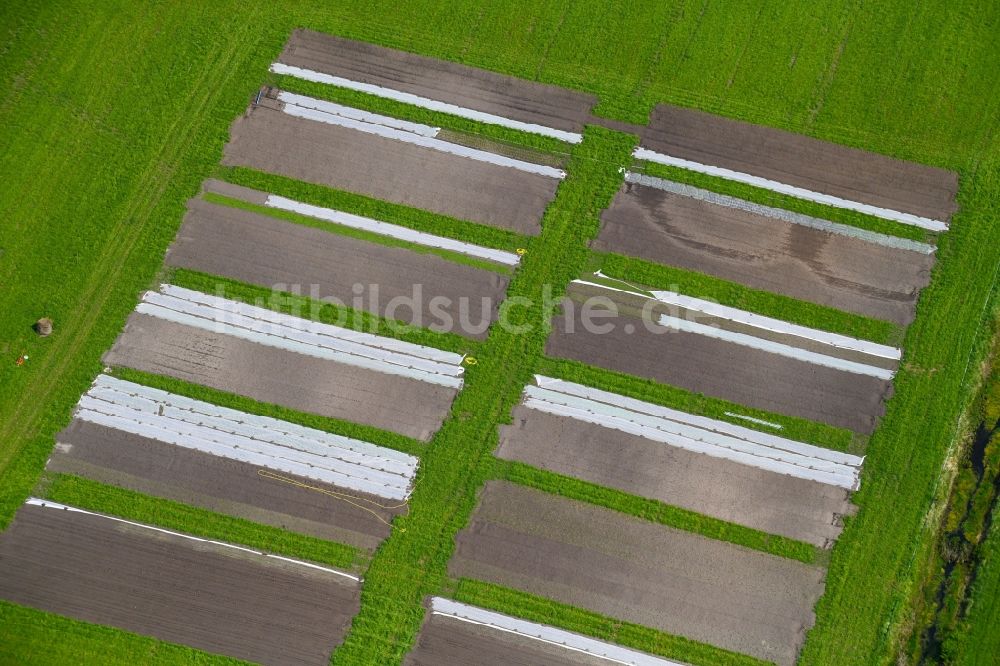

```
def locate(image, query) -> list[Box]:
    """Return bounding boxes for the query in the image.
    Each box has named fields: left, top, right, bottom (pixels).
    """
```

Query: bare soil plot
left=642, top=104, right=958, bottom=222
left=450, top=481, right=826, bottom=666
left=596, top=180, right=935, bottom=324
left=103, top=314, right=456, bottom=440
left=279, top=29, right=597, bottom=133
left=499, top=405, right=853, bottom=546
left=50, top=420, right=399, bottom=550
left=0, top=502, right=360, bottom=665
left=168, top=199, right=510, bottom=339
left=222, top=100, right=557, bottom=234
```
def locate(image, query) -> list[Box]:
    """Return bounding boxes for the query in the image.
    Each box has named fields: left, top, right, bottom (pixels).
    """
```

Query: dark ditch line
left=267, top=73, right=573, bottom=158
left=491, top=459, right=819, bottom=563
left=201, top=192, right=514, bottom=275
left=34, top=473, right=364, bottom=572
left=536, top=356, right=859, bottom=453
left=635, top=160, right=935, bottom=245
left=330, top=127, right=639, bottom=664
left=445, top=578, right=771, bottom=666
left=595, top=252, right=903, bottom=346
left=0, top=600, right=250, bottom=666
left=108, top=366, right=425, bottom=459
left=169, top=267, right=477, bottom=357
left=216, top=166, right=531, bottom=253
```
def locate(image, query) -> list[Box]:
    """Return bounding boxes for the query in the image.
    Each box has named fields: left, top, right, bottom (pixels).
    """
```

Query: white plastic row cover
left=430, top=597, right=685, bottom=665
left=25, top=498, right=360, bottom=581
left=278, top=91, right=565, bottom=179
left=633, top=147, right=948, bottom=232
left=270, top=62, right=584, bottom=144
left=77, top=376, right=417, bottom=500
left=139, top=285, right=464, bottom=389
left=529, top=376, right=862, bottom=490
left=265, top=194, right=521, bottom=266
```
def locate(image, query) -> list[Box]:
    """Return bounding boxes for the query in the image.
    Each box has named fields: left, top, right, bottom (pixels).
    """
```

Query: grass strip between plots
left=635, top=160, right=935, bottom=243
left=594, top=252, right=903, bottom=346
left=108, top=366, right=425, bottom=459
left=216, top=166, right=530, bottom=252
left=0, top=601, right=249, bottom=666
left=536, top=356, right=857, bottom=452
left=448, top=579, right=771, bottom=666
left=37, top=473, right=363, bottom=571
left=493, top=459, right=819, bottom=563
left=202, top=191, right=513, bottom=274
left=330, top=127, right=640, bottom=663
left=269, top=72, right=573, bottom=156
left=168, top=267, right=476, bottom=357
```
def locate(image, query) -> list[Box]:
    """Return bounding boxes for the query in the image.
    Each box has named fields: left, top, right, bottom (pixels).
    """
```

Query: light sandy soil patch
left=103, top=314, right=457, bottom=440
left=596, top=180, right=934, bottom=325
left=450, top=481, right=826, bottom=666
left=0, top=502, right=360, bottom=665
left=167, top=199, right=510, bottom=339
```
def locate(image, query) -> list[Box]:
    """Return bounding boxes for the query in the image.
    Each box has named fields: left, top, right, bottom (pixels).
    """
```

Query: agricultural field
left=2, top=1, right=999, bottom=666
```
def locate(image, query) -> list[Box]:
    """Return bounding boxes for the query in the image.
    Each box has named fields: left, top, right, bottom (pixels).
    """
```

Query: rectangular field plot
left=103, top=286, right=462, bottom=440
left=638, top=104, right=958, bottom=229
left=450, top=482, right=825, bottom=666
left=597, top=174, right=935, bottom=325
left=48, top=375, right=417, bottom=549
left=405, top=597, right=684, bottom=666
left=275, top=29, right=597, bottom=140
left=222, top=92, right=559, bottom=235
left=498, top=376, right=859, bottom=546
left=546, top=281, right=895, bottom=433
left=168, top=193, right=511, bottom=339
left=0, top=500, right=361, bottom=665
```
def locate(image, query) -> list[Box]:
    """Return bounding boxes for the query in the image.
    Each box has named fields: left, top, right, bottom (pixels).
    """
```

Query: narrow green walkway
left=331, top=126, right=637, bottom=663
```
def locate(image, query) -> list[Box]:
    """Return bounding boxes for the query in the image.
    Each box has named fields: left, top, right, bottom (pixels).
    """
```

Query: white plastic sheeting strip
left=25, top=498, right=361, bottom=581
left=633, top=147, right=949, bottom=232
left=275, top=93, right=440, bottom=137
left=271, top=62, right=584, bottom=144
left=75, top=375, right=417, bottom=500
left=531, top=376, right=863, bottom=489
left=430, top=598, right=684, bottom=666
left=138, top=286, right=464, bottom=389
left=279, top=91, right=565, bottom=179
left=656, top=313, right=894, bottom=380
left=265, top=195, right=520, bottom=266
left=623, top=172, right=936, bottom=255
left=724, top=412, right=783, bottom=429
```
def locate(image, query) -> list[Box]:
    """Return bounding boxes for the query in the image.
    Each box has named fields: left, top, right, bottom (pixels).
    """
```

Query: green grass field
left=2, top=0, right=999, bottom=664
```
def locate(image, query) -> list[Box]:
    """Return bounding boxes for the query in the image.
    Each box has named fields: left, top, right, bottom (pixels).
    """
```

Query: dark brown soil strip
left=50, top=420, right=400, bottom=550
left=166, top=200, right=509, bottom=340
left=103, top=313, right=457, bottom=441
left=642, top=104, right=958, bottom=222
left=0, top=503, right=360, bottom=665
left=449, top=481, right=825, bottom=666
left=279, top=29, right=598, bottom=133
left=405, top=609, right=610, bottom=666
left=498, top=405, right=853, bottom=547
left=596, top=182, right=934, bottom=325
left=545, top=304, right=891, bottom=433
left=222, top=103, right=556, bottom=235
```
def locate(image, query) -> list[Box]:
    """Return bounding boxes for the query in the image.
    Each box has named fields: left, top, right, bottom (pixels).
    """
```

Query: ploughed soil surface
left=449, top=481, right=826, bottom=666
left=545, top=303, right=891, bottom=434
left=168, top=199, right=510, bottom=340
left=0, top=503, right=360, bottom=665
left=643, top=104, right=958, bottom=222
left=404, top=606, right=612, bottom=666
left=50, top=420, right=401, bottom=551
left=498, top=405, right=853, bottom=547
left=279, top=29, right=598, bottom=132
left=103, top=313, right=457, bottom=441
left=597, top=181, right=934, bottom=325
left=223, top=101, right=556, bottom=235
